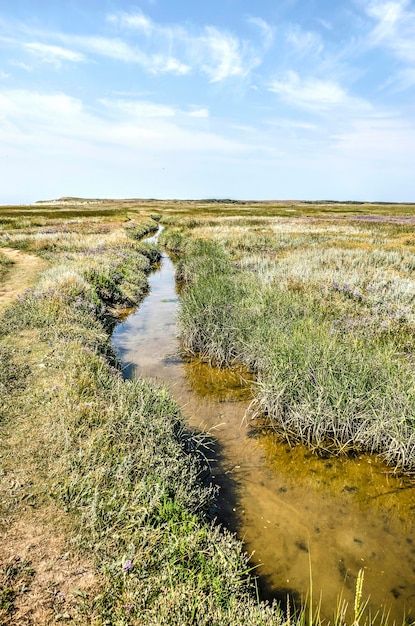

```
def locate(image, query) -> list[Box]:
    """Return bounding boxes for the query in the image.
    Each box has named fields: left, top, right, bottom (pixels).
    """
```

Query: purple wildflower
left=122, top=559, right=133, bottom=572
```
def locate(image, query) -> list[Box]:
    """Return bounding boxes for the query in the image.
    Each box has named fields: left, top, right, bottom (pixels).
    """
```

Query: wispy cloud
left=332, top=114, right=415, bottom=161
left=9, top=60, right=33, bottom=72
left=188, top=107, right=209, bottom=118
left=246, top=17, right=274, bottom=49
left=25, top=42, right=86, bottom=66
left=57, top=34, right=190, bottom=75
left=0, top=34, right=86, bottom=69
left=57, top=35, right=145, bottom=63
left=266, top=119, right=318, bottom=131
left=199, top=27, right=259, bottom=82
left=285, top=25, right=323, bottom=58
left=268, top=71, right=370, bottom=112
left=100, top=99, right=176, bottom=118
left=108, top=11, right=154, bottom=35
left=316, top=18, right=332, bottom=31
left=0, top=89, right=246, bottom=156
left=0, top=10, right=275, bottom=84
left=366, top=0, right=415, bottom=63
left=107, top=10, right=263, bottom=82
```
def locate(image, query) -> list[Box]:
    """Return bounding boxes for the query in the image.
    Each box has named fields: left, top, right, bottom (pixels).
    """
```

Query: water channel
left=112, top=234, right=415, bottom=624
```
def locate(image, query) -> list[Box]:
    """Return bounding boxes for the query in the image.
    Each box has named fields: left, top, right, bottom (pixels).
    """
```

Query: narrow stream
left=112, top=237, right=415, bottom=624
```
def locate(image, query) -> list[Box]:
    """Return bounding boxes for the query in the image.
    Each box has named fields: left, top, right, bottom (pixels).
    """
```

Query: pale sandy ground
left=0, top=248, right=48, bottom=314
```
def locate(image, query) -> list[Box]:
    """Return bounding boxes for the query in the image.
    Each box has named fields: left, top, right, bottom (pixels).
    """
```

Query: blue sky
left=1, top=0, right=414, bottom=203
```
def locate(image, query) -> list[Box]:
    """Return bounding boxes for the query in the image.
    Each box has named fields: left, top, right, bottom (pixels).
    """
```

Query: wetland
left=113, top=229, right=415, bottom=624
left=1, top=198, right=415, bottom=624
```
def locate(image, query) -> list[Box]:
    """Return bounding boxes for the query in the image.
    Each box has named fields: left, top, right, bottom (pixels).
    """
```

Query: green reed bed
left=162, top=224, right=415, bottom=472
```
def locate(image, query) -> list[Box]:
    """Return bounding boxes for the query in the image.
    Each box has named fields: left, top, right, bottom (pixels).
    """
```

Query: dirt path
left=0, top=331, right=97, bottom=624
left=0, top=248, right=48, bottom=314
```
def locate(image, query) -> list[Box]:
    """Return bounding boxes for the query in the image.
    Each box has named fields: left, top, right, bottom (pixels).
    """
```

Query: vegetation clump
left=163, top=218, right=415, bottom=472
left=0, top=251, right=13, bottom=281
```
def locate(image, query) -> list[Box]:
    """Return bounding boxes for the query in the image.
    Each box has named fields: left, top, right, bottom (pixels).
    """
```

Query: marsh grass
left=164, top=218, right=415, bottom=472
left=44, top=344, right=281, bottom=624
left=0, top=204, right=409, bottom=624
left=0, top=212, right=287, bottom=624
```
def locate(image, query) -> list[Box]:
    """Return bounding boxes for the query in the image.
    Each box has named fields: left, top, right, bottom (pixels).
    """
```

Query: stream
left=112, top=235, right=415, bottom=624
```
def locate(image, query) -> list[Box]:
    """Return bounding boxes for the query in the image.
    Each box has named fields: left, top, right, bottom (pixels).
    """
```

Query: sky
left=0, top=0, right=415, bottom=203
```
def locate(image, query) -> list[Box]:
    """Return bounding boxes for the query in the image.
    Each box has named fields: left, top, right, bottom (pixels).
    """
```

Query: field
left=1, top=198, right=414, bottom=625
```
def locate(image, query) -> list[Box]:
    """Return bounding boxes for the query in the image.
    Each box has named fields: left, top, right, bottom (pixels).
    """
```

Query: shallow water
left=112, top=245, right=415, bottom=624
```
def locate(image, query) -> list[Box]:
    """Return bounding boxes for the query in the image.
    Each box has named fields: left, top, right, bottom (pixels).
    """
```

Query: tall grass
left=164, top=225, right=415, bottom=471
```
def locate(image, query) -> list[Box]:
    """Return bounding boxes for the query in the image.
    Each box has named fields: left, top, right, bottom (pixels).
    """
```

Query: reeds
left=170, top=219, right=415, bottom=472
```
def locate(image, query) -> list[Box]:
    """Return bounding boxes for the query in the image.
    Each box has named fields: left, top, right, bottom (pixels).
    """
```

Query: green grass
left=163, top=221, right=415, bottom=472
left=0, top=214, right=286, bottom=625
left=0, top=204, right=409, bottom=625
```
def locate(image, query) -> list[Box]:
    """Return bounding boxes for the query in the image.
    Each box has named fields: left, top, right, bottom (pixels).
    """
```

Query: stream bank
left=112, top=241, right=415, bottom=624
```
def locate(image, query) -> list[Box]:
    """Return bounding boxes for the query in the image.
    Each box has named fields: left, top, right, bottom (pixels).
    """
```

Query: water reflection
left=112, top=243, right=415, bottom=625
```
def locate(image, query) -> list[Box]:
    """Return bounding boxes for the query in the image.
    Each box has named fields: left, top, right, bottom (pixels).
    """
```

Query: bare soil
left=0, top=512, right=96, bottom=625
left=0, top=249, right=48, bottom=314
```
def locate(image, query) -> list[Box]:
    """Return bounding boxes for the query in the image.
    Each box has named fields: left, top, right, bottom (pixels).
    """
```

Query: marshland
left=1, top=198, right=415, bottom=625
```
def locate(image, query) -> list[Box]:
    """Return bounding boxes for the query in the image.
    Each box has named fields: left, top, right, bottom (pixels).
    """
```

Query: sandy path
left=0, top=248, right=48, bottom=313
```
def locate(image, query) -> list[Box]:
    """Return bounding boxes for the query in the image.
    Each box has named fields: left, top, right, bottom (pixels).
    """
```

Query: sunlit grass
left=164, top=214, right=415, bottom=472
left=0, top=213, right=285, bottom=624
left=1, top=202, right=412, bottom=624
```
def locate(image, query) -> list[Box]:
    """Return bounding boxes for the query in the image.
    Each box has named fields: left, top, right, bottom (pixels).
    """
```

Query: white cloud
left=392, top=68, right=415, bottom=90
left=100, top=99, right=176, bottom=118
left=151, top=55, right=190, bottom=75
left=200, top=27, right=257, bottom=82
left=316, top=18, right=332, bottom=31
left=105, top=11, right=263, bottom=82
left=25, top=42, right=86, bottom=65
left=24, top=42, right=85, bottom=64
left=247, top=17, right=274, bottom=49
left=0, top=87, right=413, bottom=203
left=0, top=71, right=9, bottom=79
left=332, top=115, right=415, bottom=161
left=188, top=107, right=209, bottom=118
left=0, top=89, right=248, bottom=157
left=108, top=11, right=154, bottom=35
left=9, top=60, right=32, bottom=71
left=285, top=25, right=323, bottom=57
left=0, top=34, right=85, bottom=69
left=366, top=0, right=415, bottom=64
left=0, top=90, right=83, bottom=119
left=57, top=34, right=190, bottom=75
left=60, top=35, right=145, bottom=63
left=267, top=119, right=318, bottom=131
left=1, top=11, right=265, bottom=83
left=268, top=71, right=372, bottom=115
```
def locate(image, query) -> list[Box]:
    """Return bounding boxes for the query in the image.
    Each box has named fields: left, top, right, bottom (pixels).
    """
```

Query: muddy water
left=112, top=245, right=415, bottom=624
